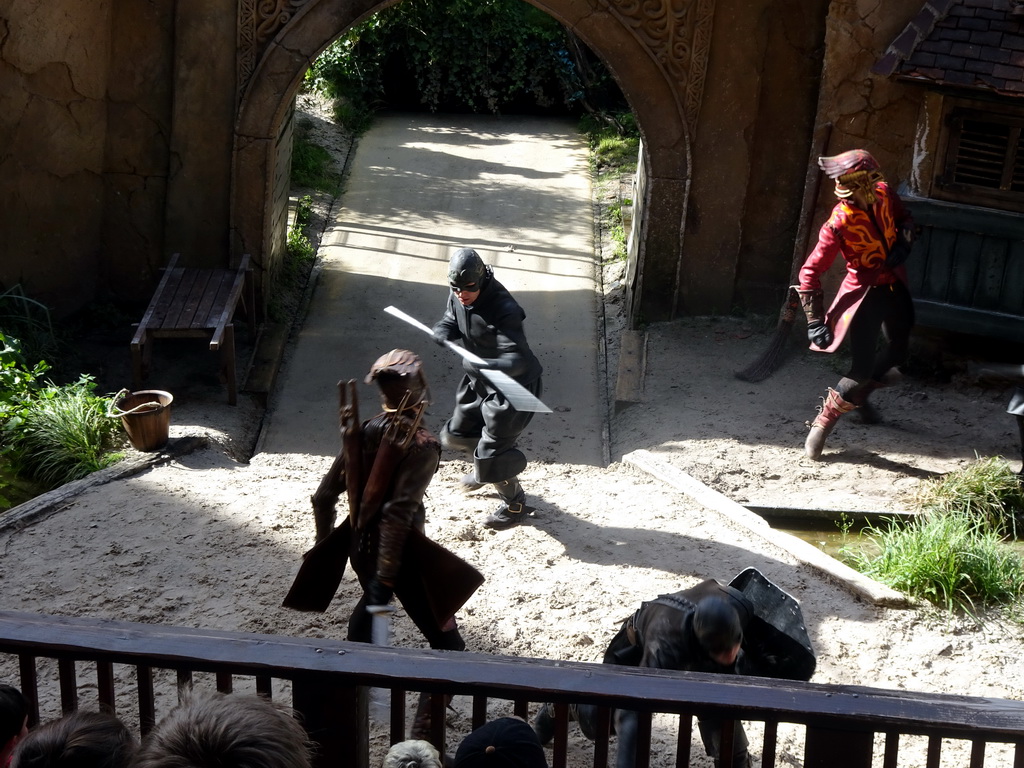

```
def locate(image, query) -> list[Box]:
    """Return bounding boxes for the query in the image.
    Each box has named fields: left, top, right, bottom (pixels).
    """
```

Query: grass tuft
left=911, top=455, right=1024, bottom=537
left=843, top=458, right=1024, bottom=615
left=12, top=377, right=123, bottom=488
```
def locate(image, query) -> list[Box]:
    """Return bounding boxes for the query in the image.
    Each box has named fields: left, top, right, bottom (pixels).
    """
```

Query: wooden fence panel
left=3, top=611, right=1024, bottom=768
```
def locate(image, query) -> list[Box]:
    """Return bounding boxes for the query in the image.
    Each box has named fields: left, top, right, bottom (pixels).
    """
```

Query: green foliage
left=0, top=332, right=50, bottom=444
left=8, top=375, right=122, bottom=489
left=580, top=113, right=639, bottom=265
left=291, top=132, right=341, bottom=193
left=0, top=287, right=125, bottom=503
left=579, top=115, right=640, bottom=179
left=843, top=509, right=1024, bottom=615
left=287, top=195, right=317, bottom=265
left=842, top=458, right=1024, bottom=614
left=581, top=112, right=640, bottom=171
left=305, top=0, right=608, bottom=116
left=269, top=195, right=318, bottom=324
left=912, top=455, right=1024, bottom=537
left=287, top=226, right=316, bottom=265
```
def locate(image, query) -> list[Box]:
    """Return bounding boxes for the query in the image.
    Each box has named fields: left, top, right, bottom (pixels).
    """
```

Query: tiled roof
left=872, top=0, right=1024, bottom=97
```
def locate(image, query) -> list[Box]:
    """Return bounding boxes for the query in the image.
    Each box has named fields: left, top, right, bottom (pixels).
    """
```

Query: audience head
left=382, top=739, right=442, bottom=768
left=132, top=692, right=311, bottom=768
left=454, top=717, right=547, bottom=768
left=11, top=710, right=136, bottom=768
left=1, top=684, right=30, bottom=765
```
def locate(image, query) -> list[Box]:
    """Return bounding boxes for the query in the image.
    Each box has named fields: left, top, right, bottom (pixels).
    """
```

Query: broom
left=734, top=286, right=802, bottom=382
left=735, top=123, right=832, bottom=383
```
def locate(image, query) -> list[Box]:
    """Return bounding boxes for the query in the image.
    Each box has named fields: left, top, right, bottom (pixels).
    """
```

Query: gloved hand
left=807, top=321, right=832, bottom=349
left=432, top=329, right=449, bottom=347
left=364, top=578, right=394, bottom=607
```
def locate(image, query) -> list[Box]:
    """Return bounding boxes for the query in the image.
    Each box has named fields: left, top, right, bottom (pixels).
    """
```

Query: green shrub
left=843, top=509, right=1024, bottom=614
left=0, top=332, right=49, bottom=439
left=843, top=456, right=1024, bottom=615
left=291, top=134, right=341, bottom=193
left=912, top=455, right=1024, bottom=537
left=10, top=376, right=122, bottom=488
left=304, top=0, right=626, bottom=120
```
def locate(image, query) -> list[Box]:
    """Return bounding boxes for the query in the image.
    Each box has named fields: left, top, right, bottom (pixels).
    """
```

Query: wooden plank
left=947, top=231, right=983, bottom=306
left=147, top=270, right=186, bottom=328
left=130, top=254, right=181, bottom=348
left=920, top=228, right=956, bottom=303
left=1000, top=239, right=1024, bottom=315
left=192, top=271, right=233, bottom=331
left=615, top=329, right=646, bottom=410
left=904, top=227, right=930, bottom=295
left=210, top=255, right=251, bottom=349
left=173, top=269, right=210, bottom=330
left=914, top=300, right=1024, bottom=342
left=903, top=193, right=1024, bottom=239
left=972, top=236, right=1008, bottom=311
left=58, top=657, right=77, bottom=714
left=97, top=660, right=115, bottom=714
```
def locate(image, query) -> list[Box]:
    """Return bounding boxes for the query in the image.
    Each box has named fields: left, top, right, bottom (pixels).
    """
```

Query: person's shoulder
left=405, top=427, right=441, bottom=460
left=828, top=200, right=856, bottom=225
left=479, top=280, right=525, bottom=316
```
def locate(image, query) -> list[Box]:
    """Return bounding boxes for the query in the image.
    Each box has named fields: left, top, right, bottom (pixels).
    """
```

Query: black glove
left=807, top=321, right=833, bottom=349
left=364, top=578, right=394, bottom=607
left=432, top=329, right=448, bottom=347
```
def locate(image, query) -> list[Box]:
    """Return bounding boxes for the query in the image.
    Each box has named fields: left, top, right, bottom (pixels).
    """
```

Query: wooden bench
left=130, top=253, right=254, bottom=405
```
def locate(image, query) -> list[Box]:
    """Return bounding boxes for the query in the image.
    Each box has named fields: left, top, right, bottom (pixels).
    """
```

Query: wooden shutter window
left=939, top=110, right=1024, bottom=208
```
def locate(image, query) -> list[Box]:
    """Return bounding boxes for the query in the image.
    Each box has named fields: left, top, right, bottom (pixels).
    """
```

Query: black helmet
left=448, top=248, right=487, bottom=290
left=365, top=349, right=430, bottom=411
left=693, top=597, right=742, bottom=656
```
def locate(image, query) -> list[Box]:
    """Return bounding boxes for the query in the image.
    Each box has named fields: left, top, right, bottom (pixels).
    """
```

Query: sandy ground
left=3, top=98, right=1024, bottom=767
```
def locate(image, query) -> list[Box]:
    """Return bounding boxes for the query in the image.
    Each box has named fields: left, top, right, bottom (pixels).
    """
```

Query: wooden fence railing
left=2, top=611, right=1023, bottom=768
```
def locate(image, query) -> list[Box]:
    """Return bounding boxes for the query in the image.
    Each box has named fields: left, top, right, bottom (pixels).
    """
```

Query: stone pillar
left=163, top=2, right=237, bottom=267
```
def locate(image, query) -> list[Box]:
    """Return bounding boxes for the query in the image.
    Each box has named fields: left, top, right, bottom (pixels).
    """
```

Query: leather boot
left=532, top=702, right=556, bottom=745
left=484, top=477, right=527, bottom=529
left=410, top=691, right=452, bottom=742
left=851, top=379, right=884, bottom=424
left=805, top=388, right=857, bottom=460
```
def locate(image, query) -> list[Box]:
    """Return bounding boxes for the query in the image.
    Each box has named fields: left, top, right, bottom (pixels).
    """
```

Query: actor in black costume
left=533, top=576, right=816, bottom=768
left=432, top=248, right=543, bottom=529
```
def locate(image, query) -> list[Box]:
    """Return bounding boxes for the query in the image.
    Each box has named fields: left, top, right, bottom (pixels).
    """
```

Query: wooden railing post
left=293, top=674, right=368, bottom=768
left=804, top=725, right=874, bottom=767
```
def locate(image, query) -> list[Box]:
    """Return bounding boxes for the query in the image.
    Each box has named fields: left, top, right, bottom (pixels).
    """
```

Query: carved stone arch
left=232, top=0, right=714, bottom=323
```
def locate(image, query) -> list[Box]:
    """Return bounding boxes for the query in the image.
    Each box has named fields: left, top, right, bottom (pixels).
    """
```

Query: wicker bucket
left=113, top=390, right=173, bottom=452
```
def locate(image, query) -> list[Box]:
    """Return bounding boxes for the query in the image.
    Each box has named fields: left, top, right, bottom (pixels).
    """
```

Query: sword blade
left=383, top=305, right=551, bottom=413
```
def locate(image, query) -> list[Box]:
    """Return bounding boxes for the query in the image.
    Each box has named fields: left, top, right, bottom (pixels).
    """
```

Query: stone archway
left=232, top=0, right=715, bottom=324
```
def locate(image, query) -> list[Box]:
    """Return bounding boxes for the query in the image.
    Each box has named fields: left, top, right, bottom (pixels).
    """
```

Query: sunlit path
left=257, top=113, right=604, bottom=467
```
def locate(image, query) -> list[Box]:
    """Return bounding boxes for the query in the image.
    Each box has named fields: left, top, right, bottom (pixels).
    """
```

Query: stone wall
left=0, top=0, right=929, bottom=325
left=680, top=0, right=830, bottom=316
left=0, top=1, right=113, bottom=316
left=0, top=1, right=237, bottom=318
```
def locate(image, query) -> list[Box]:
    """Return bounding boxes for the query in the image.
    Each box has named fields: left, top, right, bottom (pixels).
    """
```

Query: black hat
left=448, top=248, right=487, bottom=290
left=454, top=718, right=548, bottom=768
left=693, top=596, right=742, bottom=655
